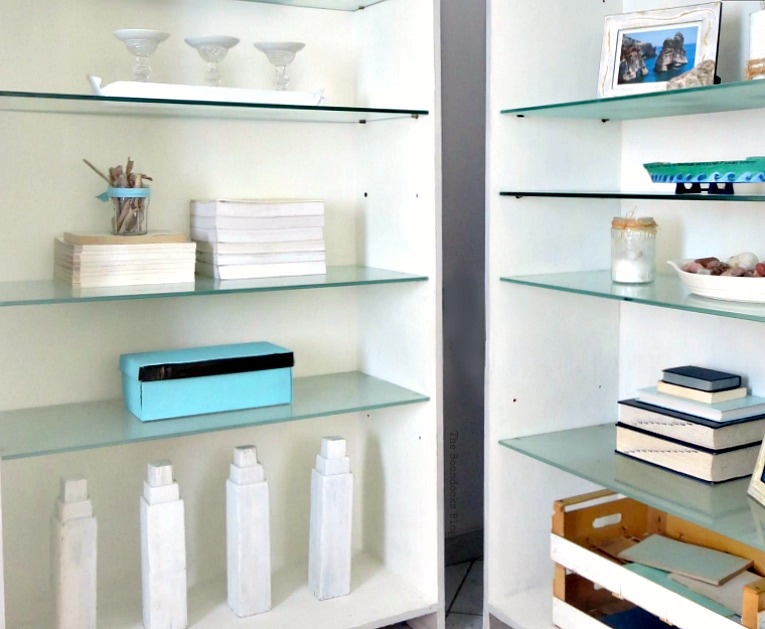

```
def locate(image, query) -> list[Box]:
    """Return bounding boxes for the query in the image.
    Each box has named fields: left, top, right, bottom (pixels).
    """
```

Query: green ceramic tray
left=644, top=157, right=765, bottom=184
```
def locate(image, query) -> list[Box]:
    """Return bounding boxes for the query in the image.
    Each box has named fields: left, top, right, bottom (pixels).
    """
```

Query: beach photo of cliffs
left=618, top=25, right=700, bottom=85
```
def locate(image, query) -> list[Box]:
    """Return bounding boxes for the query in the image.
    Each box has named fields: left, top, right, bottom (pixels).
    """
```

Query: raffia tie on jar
left=611, top=216, right=657, bottom=284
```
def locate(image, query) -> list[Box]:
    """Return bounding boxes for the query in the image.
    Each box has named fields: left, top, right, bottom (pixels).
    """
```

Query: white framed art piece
left=597, top=2, right=722, bottom=97
left=748, top=439, right=765, bottom=508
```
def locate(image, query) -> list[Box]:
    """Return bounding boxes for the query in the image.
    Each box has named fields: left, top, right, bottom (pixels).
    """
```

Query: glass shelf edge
left=500, top=191, right=765, bottom=202
left=0, top=371, right=429, bottom=460
left=498, top=424, right=763, bottom=551
left=0, top=266, right=428, bottom=307
left=501, top=271, right=765, bottom=323
left=0, top=90, right=428, bottom=122
left=501, top=80, right=765, bottom=121
left=236, top=0, right=387, bottom=9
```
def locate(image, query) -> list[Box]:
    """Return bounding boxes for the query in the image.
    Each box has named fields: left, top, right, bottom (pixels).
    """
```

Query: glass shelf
left=0, top=91, right=427, bottom=123
left=0, top=371, right=428, bottom=460
left=238, top=0, right=386, bottom=9
left=0, top=266, right=427, bottom=307
left=501, top=190, right=765, bottom=202
left=500, top=424, right=765, bottom=550
left=502, top=271, right=765, bottom=323
left=501, top=80, right=765, bottom=121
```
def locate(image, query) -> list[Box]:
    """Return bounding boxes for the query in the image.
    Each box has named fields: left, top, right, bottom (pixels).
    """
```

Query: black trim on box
left=138, top=353, right=295, bottom=382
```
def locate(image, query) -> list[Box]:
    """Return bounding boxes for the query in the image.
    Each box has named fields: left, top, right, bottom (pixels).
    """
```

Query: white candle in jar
left=611, top=216, right=657, bottom=284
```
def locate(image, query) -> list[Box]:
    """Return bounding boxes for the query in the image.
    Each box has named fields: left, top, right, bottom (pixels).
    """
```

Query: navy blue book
left=602, top=607, right=669, bottom=628
left=662, top=365, right=741, bottom=392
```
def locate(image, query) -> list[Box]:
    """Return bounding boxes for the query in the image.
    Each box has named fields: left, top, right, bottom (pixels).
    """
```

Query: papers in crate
left=617, top=534, right=752, bottom=586
left=668, top=570, right=762, bottom=617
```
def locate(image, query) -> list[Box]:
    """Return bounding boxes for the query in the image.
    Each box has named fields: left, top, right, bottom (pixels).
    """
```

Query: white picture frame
left=748, top=438, right=765, bottom=508
left=597, top=2, right=722, bottom=98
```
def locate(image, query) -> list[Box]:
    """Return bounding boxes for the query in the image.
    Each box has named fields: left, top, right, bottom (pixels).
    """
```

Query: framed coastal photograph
left=597, top=2, right=722, bottom=98
left=748, top=439, right=765, bottom=508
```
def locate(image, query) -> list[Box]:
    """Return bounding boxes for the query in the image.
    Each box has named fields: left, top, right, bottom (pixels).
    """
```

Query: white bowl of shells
left=668, top=252, right=765, bottom=302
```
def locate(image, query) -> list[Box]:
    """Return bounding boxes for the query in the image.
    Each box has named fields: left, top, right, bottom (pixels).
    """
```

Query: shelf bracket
left=674, top=182, right=734, bottom=195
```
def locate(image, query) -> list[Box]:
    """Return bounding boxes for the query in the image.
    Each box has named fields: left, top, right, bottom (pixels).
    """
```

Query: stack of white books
left=54, top=232, right=196, bottom=287
left=190, top=199, right=327, bottom=280
left=616, top=365, right=765, bottom=483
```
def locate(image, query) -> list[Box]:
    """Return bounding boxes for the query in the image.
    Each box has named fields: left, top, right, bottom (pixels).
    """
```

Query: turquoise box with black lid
left=120, top=341, right=294, bottom=421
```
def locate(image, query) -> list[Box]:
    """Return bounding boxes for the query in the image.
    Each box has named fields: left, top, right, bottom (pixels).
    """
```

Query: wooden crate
left=551, top=489, right=765, bottom=629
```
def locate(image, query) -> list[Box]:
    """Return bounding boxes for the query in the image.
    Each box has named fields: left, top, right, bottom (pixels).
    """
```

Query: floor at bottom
left=385, top=559, right=483, bottom=628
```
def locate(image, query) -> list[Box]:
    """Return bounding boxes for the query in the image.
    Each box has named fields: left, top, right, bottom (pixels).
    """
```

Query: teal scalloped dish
left=644, top=157, right=765, bottom=184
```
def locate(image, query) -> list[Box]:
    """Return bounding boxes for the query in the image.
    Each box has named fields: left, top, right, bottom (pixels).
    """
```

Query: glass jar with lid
left=611, top=216, right=657, bottom=283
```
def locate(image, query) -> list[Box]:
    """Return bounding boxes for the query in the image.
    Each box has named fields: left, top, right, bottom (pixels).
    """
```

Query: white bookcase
left=486, top=1, right=765, bottom=627
left=0, top=0, right=443, bottom=627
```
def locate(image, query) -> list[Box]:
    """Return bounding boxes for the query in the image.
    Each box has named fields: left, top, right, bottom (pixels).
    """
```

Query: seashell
left=727, top=252, right=759, bottom=271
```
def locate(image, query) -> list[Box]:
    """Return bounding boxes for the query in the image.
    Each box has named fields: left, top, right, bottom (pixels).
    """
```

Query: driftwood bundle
left=84, top=157, right=153, bottom=234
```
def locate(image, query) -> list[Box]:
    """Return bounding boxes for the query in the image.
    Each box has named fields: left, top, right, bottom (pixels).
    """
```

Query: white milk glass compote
left=253, top=42, right=305, bottom=90
left=114, top=29, right=170, bottom=82
left=185, top=36, right=240, bottom=87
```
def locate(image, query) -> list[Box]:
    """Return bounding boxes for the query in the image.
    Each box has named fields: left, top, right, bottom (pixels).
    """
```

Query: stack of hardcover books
left=616, top=366, right=765, bottom=483
left=190, top=199, right=327, bottom=280
left=54, top=232, right=196, bottom=288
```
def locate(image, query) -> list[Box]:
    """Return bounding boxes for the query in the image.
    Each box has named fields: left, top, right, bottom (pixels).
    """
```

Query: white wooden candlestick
left=226, top=445, right=271, bottom=617
left=140, top=461, right=187, bottom=629
left=52, top=475, right=97, bottom=629
left=308, top=436, right=352, bottom=600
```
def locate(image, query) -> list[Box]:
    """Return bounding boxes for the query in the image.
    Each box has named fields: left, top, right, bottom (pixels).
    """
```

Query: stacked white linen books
left=54, top=232, right=196, bottom=287
left=616, top=365, right=765, bottom=483
left=191, top=199, right=327, bottom=280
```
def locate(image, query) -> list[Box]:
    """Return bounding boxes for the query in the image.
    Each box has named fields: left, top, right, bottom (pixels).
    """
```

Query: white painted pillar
left=52, top=475, right=97, bottom=629
left=308, top=436, right=352, bottom=601
left=226, top=444, right=271, bottom=617
left=140, top=460, right=187, bottom=629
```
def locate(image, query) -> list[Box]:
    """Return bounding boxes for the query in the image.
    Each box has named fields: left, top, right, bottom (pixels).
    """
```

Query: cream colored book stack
left=54, top=232, right=196, bottom=288
left=191, top=199, right=327, bottom=280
